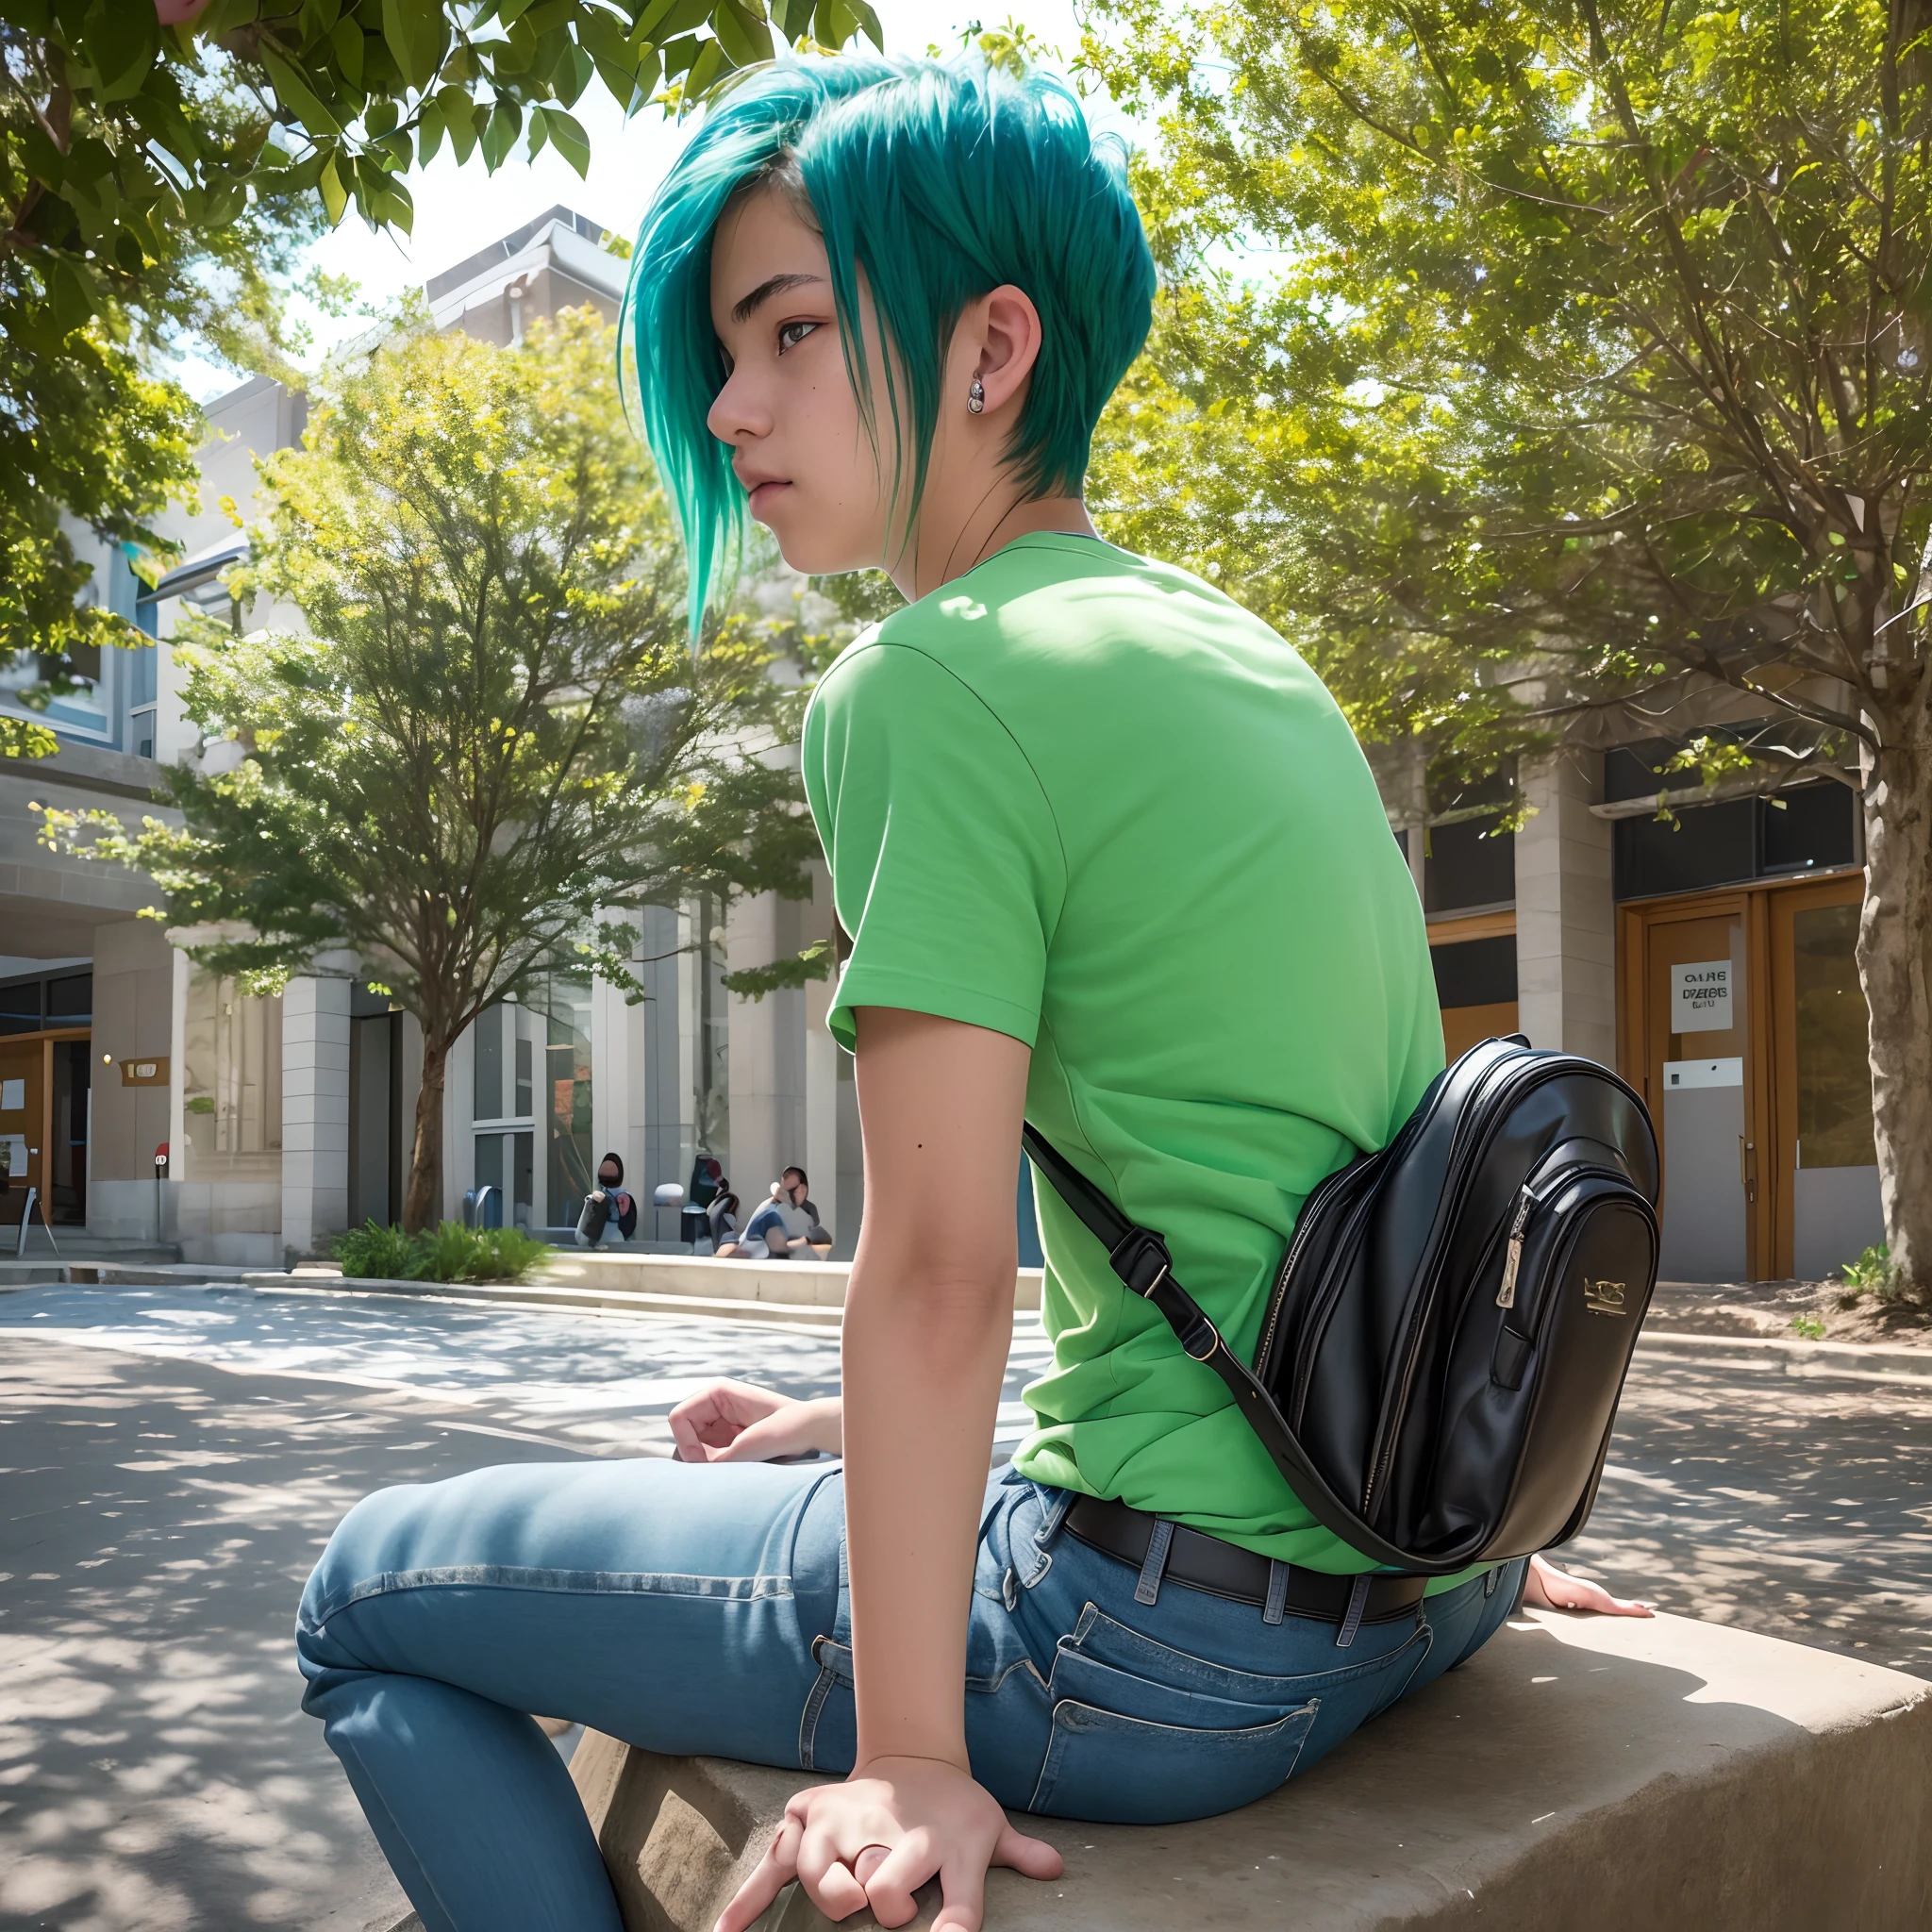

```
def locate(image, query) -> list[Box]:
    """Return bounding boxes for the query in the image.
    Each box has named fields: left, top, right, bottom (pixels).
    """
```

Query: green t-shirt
left=802, top=533, right=1456, bottom=1580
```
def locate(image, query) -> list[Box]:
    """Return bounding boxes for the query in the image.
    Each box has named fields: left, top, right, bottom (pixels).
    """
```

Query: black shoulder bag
left=1023, top=1034, right=1661, bottom=1575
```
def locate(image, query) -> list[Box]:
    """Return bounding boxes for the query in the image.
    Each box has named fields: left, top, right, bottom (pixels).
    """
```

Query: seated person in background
left=732, top=1165, right=832, bottom=1258
left=574, top=1152, right=638, bottom=1248
left=706, top=1185, right=743, bottom=1254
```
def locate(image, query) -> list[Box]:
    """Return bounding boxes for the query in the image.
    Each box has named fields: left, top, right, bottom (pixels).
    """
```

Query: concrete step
left=383, top=1610, right=1932, bottom=1931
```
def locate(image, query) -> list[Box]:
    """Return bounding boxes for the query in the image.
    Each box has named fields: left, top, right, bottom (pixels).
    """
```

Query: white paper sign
left=1663, top=1058, right=1744, bottom=1090
left=0, top=1078, right=22, bottom=1111
left=1672, top=959, right=1734, bottom=1033
left=0, top=1133, right=24, bottom=1174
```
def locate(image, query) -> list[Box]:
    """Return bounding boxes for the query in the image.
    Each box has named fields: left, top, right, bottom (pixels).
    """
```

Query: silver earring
left=967, top=376, right=985, bottom=414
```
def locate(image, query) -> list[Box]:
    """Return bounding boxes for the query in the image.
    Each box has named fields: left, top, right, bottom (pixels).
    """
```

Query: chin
left=763, top=519, right=875, bottom=581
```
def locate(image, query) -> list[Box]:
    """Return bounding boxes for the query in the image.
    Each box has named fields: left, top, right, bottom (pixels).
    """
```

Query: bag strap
left=1022, top=1124, right=1453, bottom=1575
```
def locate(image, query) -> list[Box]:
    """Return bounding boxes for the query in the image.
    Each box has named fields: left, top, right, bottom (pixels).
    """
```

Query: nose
left=707, top=358, right=770, bottom=451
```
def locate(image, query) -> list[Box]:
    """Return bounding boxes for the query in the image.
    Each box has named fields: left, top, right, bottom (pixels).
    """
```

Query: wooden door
left=1769, top=877, right=1882, bottom=1281
left=0, top=1038, right=45, bottom=1224
left=1636, top=900, right=1756, bottom=1283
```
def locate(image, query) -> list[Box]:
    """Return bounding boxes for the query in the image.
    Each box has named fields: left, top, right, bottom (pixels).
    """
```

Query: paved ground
left=0, top=1280, right=1926, bottom=1929
left=1570, top=1345, right=1932, bottom=1673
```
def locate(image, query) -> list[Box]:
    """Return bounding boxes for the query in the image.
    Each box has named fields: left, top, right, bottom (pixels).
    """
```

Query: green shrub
left=1790, top=1314, right=1827, bottom=1341
left=332, top=1220, right=421, bottom=1280
left=408, top=1220, right=550, bottom=1286
left=474, top=1226, right=550, bottom=1284
left=1840, top=1243, right=1895, bottom=1297
left=327, top=1219, right=551, bottom=1285
left=413, top=1219, right=487, bottom=1284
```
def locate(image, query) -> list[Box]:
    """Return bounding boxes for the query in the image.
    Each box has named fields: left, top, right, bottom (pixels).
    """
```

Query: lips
left=746, top=480, right=790, bottom=515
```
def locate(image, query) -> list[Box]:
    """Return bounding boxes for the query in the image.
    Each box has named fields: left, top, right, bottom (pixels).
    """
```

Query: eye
left=776, top=319, right=820, bottom=355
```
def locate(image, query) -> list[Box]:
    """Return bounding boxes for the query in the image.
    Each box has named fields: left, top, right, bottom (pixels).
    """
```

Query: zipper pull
left=1496, top=1186, right=1535, bottom=1309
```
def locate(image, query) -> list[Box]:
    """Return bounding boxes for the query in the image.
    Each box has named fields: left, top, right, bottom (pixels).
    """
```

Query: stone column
left=805, top=972, right=839, bottom=1250
left=1514, top=751, right=1616, bottom=1064
left=725, top=891, right=780, bottom=1199
left=281, top=952, right=355, bottom=1259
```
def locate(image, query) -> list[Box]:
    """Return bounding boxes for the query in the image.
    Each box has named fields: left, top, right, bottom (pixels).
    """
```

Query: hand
left=715, top=1756, right=1062, bottom=1932
left=669, top=1379, right=843, bottom=1462
left=1524, top=1552, right=1654, bottom=1617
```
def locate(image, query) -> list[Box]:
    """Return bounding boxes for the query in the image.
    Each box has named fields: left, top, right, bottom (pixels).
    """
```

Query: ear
left=968, top=284, right=1044, bottom=417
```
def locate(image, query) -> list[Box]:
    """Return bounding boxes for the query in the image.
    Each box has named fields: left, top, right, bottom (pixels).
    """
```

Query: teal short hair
left=625, top=54, right=1156, bottom=628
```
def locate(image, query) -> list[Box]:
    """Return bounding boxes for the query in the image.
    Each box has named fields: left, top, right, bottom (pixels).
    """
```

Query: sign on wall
left=0, top=1079, right=22, bottom=1111
left=119, top=1058, right=169, bottom=1087
left=1672, top=959, right=1734, bottom=1034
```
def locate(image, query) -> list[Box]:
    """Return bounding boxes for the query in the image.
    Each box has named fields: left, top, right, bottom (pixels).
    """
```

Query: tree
left=1084, top=0, right=1932, bottom=1297
left=3, top=0, right=880, bottom=334
left=2, top=0, right=879, bottom=745
left=2, top=6, right=344, bottom=744
left=41, top=308, right=824, bottom=1230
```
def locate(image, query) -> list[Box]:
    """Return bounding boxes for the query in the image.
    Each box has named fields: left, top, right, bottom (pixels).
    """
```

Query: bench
left=529, top=1607, right=1931, bottom=1930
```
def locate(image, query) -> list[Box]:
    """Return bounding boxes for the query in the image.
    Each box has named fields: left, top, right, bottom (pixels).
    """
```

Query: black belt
left=1064, top=1495, right=1428, bottom=1624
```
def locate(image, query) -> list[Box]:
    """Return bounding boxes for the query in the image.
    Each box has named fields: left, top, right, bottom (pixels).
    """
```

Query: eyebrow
left=731, top=272, right=825, bottom=325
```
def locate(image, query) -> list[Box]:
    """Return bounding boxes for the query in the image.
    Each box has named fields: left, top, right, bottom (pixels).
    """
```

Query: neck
left=888, top=490, right=1098, bottom=604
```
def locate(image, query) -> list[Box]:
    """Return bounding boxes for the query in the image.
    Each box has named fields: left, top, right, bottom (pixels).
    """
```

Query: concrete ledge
left=1638, top=1327, right=1932, bottom=1388
left=535, top=1251, right=1046, bottom=1313
left=530, top=1612, right=1931, bottom=1931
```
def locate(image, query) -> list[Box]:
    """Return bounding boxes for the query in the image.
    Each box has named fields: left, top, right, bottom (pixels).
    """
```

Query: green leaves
left=8, top=0, right=885, bottom=362
left=80, top=0, right=160, bottom=100
left=380, top=0, right=445, bottom=89
left=532, top=104, right=591, bottom=175
left=260, top=48, right=343, bottom=137
left=479, top=96, right=522, bottom=168
left=1087, top=0, right=1925, bottom=805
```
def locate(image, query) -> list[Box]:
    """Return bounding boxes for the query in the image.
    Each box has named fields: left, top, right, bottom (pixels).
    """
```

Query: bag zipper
left=1496, top=1186, right=1536, bottom=1309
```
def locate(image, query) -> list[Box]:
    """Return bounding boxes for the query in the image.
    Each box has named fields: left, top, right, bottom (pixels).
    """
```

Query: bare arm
left=719, top=1008, right=1060, bottom=1932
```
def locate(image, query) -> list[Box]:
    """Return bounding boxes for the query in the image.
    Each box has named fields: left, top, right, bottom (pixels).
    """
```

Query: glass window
left=475, top=1131, right=505, bottom=1196
left=1424, top=819, right=1515, bottom=914
left=1761, top=782, right=1856, bottom=874
left=694, top=892, right=730, bottom=1164
left=1793, top=904, right=1875, bottom=1170
left=181, top=972, right=283, bottom=1179
left=47, top=974, right=91, bottom=1019
left=1431, top=936, right=1517, bottom=1009
left=541, top=972, right=593, bottom=1233
left=512, top=1128, right=534, bottom=1229
left=474, top=1004, right=503, bottom=1121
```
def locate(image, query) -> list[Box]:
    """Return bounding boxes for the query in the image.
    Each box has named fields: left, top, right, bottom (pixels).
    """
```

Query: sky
left=208, top=0, right=1145, bottom=398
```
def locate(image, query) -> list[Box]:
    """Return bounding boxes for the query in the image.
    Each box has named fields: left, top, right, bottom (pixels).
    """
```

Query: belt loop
left=1262, top=1559, right=1290, bottom=1627
left=1134, top=1518, right=1175, bottom=1607
left=1035, top=1486, right=1076, bottom=1552
left=1335, top=1574, right=1372, bottom=1649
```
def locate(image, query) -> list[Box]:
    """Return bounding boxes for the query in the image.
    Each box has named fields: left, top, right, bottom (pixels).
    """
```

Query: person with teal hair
left=296, top=50, right=1650, bottom=1932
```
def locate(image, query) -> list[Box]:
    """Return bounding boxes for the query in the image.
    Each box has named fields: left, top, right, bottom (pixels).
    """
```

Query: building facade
left=1, top=208, right=857, bottom=1264
left=1, top=207, right=1884, bottom=1282
left=1408, top=743, right=1879, bottom=1285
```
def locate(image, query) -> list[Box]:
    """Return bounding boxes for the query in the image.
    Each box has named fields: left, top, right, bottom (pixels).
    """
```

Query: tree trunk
left=402, top=1037, right=449, bottom=1235
left=1857, top=736, right=1932, bottom=1301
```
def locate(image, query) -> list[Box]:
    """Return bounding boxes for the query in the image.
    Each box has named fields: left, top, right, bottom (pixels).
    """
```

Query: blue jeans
left=298, top=1459, right=1523, bottom=1932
